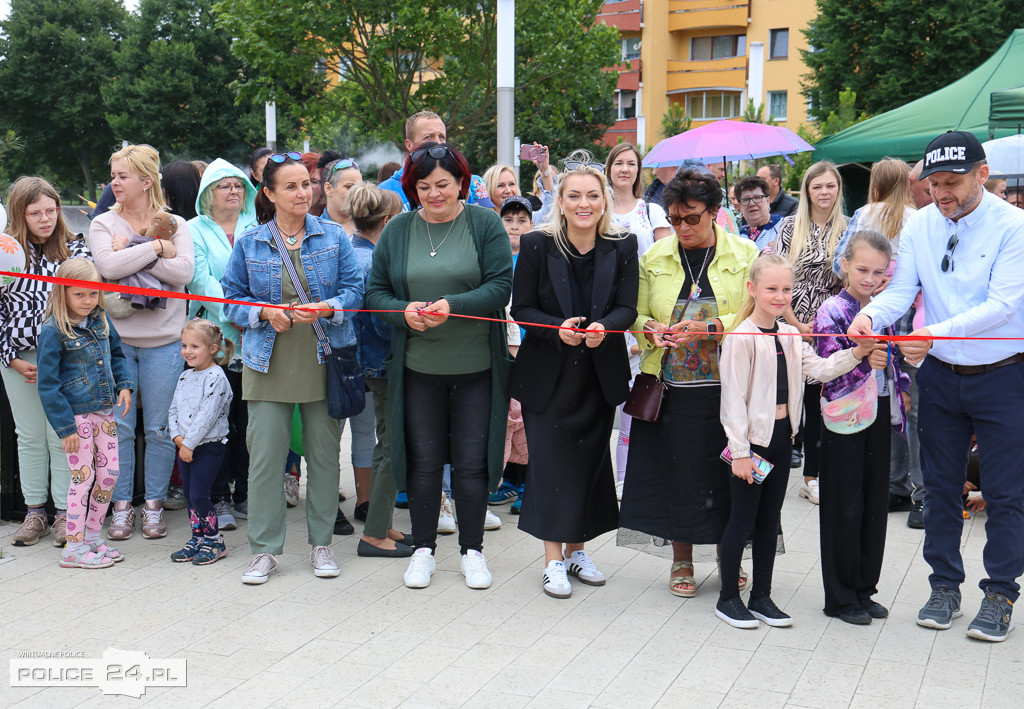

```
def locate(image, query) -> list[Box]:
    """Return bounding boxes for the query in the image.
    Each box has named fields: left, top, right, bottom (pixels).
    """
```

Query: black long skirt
left=618, top=385, right=731, bottom=553
left=518, top=347, right=618, bottom=543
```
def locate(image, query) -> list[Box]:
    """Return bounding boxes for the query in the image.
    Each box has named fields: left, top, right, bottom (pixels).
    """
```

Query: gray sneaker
left=215, top=500, right=237, bottom=530
left=966, top=589, right=1015, bottom=642
left=917, top=586, right=963, bottom=629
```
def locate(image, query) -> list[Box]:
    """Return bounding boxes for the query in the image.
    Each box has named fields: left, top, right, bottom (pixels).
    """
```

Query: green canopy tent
left=990, top=86, right=1024, bottom=132
left=814, top=29, right=1024, bottom=164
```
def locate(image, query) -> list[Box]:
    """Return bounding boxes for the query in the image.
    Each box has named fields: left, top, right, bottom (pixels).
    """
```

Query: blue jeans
left=342, top=392, right=376, bottom=468
left=112, top=341, right=183, bottom=503
left=917, top=357, right=1024, bottom=601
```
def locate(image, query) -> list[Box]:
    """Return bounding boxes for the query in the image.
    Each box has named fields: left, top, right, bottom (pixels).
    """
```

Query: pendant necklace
left=278, top=220, right=304, bottom=246
left=426, top=207, right=462, bottom=257
left=683, top=245, right=712, bottom=300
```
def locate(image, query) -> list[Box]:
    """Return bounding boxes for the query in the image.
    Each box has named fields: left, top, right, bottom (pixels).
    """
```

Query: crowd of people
left=3, top=113, right=1024, bottom=641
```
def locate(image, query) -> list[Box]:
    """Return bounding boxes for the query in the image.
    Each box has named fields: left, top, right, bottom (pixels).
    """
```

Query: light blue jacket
left=187, top=158, right=258, bottom=346
left=221, top=215, right=364, bottom=373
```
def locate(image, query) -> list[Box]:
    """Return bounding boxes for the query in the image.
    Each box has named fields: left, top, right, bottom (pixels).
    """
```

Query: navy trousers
left=917, top=356, right=1024, bottom=601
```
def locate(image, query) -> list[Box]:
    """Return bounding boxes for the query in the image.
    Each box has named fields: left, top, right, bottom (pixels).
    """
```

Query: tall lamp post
left=496, top=0, right=515, bottom=167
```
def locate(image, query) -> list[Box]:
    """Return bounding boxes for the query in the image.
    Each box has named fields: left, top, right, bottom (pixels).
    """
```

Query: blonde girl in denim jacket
left=37, top=259, right=134, bottom=569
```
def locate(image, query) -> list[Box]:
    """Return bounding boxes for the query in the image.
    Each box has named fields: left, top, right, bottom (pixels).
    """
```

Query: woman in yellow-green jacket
left=618, top=168, right=759, bottom=598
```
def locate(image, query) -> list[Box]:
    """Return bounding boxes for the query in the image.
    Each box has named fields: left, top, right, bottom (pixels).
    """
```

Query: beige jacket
left=720, top=317, right=862, bottom=458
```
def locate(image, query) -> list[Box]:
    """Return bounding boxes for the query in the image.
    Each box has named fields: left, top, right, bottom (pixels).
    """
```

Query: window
left=617, top=90, right=637, bottom=120
left=685, top=91, right=742, bottom=120
left=691, top=35, right=745, bottom=61
left=769, top=29, right=789, bottom=59
left=621, top=38, right=641, bottom=61
left=768, top=91, right=788, bottom=120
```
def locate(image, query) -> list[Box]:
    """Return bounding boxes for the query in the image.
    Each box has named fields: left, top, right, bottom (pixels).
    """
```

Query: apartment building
left=598, top=0, right=817, bottom=147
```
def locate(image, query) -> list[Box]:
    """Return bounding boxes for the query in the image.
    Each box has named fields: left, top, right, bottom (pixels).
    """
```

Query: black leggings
left=719, top=418, right=792, bottom=602
left=181, top=441, right=226, bottom=538
left=404, top=368, right=491, bottom=554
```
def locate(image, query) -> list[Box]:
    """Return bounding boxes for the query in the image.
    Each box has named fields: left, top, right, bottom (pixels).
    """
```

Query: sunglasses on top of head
left=326, top=159, right=360, bottom=182
left=564, top=161, right=605, bottom=172
left=269, top=151, right=302, bottom=164
left=410, top=145, right=455, bottom=162
left=666, top=209, right=710, bottom=227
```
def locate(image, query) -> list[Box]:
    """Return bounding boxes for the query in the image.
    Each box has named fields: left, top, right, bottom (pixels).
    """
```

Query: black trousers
left=404, top=368, right=491, bottom=554
left=794, top=382, right=825, bottom=477
left=181, top=441, right=226, bottom=538
left=212, top=364, right=249, bottom=505
left=719, top=418, right=792, bottom=602
left=819, top=399, right=891, bottom=615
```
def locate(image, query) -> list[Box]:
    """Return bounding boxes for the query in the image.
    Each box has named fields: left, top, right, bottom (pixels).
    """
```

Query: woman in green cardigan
left=365, top=142, right=513, bottom=591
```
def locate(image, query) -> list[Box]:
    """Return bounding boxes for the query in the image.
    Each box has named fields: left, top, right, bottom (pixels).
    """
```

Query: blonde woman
left=483, top=147, right=555, bottom=223
left=769, top=161, right=847, bottom=504
left=88, top=143, right=195, bottom=541
left=510, top=161, right=638, bottom=598
left=1, top=177, right=91, bottom=547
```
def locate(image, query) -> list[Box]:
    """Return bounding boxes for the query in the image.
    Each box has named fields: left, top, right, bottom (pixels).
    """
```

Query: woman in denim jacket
left=221, top=153, right=364, bottom=585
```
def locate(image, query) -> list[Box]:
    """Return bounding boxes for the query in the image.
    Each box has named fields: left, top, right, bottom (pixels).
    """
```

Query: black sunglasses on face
left=411, top=145, right=454, bottom=163
left=666, top=208, right=710, bottom=227
left=941, top=233, right=958, bottom=272
left=269, top=151, right=302, bottom=164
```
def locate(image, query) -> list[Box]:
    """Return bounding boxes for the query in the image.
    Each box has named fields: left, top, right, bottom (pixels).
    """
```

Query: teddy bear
left=140, top=210, right=178, bottom=240
left=70, top=465, right=92, bottom=485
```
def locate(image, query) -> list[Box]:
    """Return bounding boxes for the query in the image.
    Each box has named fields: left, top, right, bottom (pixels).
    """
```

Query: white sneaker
left=310, top=545, right=340, bottom=578
left=799, top=478, right=820, bottom=505
left=284, top=475, right=300, bottom=507
left=484, top=509, right=502, bottom=531
left=543, top=560, right=572, bottom=599
left=241, top=553, right=278, bottom=584
left=404, top=547, right=436, bottom=588
left=461, top=549, right=492, bottom=589
left=438, top=492, right=457, bottom=534
left=565, top=550, right=606, bottom=586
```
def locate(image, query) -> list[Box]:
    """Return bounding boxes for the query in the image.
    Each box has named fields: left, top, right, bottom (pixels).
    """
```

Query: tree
left=0, top=0, right=126, bottom=199
left=802, top=0, right=1019, bottom=122
left=102, top=0, right=267, bottom=164
left=742, top=99, right=776, bottom=126
left=214, top=0, right=621, bottom=168
left=661, top=103, right=692, bottom=139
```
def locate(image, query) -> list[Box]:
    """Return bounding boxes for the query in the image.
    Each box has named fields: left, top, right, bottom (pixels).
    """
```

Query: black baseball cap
left=499, top=195, right=533, bottom=217
left=920, top=131, right=987, bottom=179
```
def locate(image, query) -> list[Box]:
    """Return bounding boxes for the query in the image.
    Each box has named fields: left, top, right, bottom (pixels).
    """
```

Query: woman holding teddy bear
left=88, top=143, right=195, bottom=542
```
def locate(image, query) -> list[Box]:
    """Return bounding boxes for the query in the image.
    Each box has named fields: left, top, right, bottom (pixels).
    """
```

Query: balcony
left=668, top=0, right=749, bottom=32
left=666, top=55, right=746, bottom=93
left=599, top=0, right=642, bottom=31
left=618, top=58, right=640, bottom=91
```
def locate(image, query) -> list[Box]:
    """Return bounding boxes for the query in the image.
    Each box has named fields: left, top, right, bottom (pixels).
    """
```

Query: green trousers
left=246, top=399, right=340, bottom=554
left=363, top=377, right=398, bottom=538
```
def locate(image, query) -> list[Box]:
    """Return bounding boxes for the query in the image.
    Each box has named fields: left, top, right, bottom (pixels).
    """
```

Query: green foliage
left=0, top=0, right=127, bottom=199
left=661, top=103, right=692, bottom=139
left=818, top=89, right=868, bottom=137
left=103, top=0, right=267, bottom=164
left=742, top=99, right=776, bottom=126
left=802, top=0, right=1020, bottom=121
left=213, top=0, right=620, bottom=168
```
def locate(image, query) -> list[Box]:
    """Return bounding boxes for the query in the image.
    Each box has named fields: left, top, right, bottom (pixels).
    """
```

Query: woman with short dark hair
left=619, top=168, right=759, bottom=598
left=366, top=142, right=513, bottom=590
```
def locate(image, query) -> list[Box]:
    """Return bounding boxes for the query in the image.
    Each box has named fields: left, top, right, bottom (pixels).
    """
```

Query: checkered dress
left=0, top=236, right=92, bottom=367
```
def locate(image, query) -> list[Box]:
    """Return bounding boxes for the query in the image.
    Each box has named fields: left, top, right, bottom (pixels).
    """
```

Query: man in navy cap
left=849, top=131, right=1024, bottom=642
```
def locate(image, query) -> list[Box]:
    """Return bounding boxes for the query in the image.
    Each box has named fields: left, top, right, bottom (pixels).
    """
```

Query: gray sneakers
left=967, top=589, right=1015, bottom=642
left=917, top=587, right=963, bottom=629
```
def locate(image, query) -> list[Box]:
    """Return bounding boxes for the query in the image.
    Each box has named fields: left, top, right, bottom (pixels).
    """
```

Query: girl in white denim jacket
left=716, top=254, right=870, bottom=629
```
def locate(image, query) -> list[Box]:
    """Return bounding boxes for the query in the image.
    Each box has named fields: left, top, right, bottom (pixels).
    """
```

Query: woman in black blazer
left=510, top=161, right=639, bottom=599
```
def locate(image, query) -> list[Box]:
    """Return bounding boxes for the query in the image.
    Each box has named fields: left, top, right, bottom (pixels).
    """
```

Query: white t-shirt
left=611, top=198, right=669, bottom=255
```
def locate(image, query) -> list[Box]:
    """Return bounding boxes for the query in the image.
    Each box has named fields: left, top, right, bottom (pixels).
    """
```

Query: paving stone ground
left=1, top=427, right=1019, bottom=708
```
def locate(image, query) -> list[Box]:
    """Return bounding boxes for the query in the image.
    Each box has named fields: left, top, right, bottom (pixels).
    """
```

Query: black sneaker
left=838, top=607, right=872, bottom=625
left=748, top=596, right=793, bottom=627
left=917, top=586, right=962, bottom=629
left=790, top=448, right=803, bottom=469
left=859, top=598, right=889, bottom=619
left=888, top=493, right=914, bottom=512
left=333, top=508, right=355, bottom=535
left=353, top=501, right=369, bottom=522
left=716, top=596, right=760, bottom=629
left=907, top=501, right=924, bottom=529
left=966, top=589, right=1015, bottom=642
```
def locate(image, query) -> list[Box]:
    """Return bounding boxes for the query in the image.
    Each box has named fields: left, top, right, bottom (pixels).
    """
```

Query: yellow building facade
left=598, top=0, right=818, bottom=148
